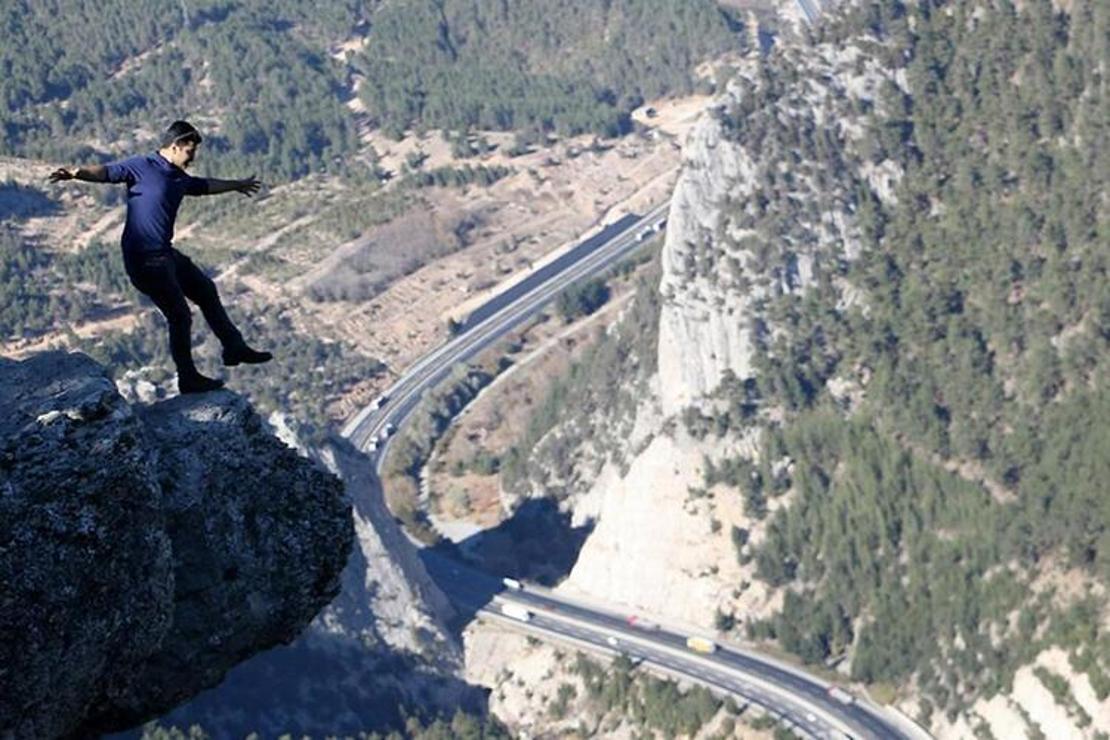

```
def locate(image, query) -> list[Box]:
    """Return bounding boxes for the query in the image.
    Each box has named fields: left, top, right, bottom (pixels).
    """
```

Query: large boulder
left=0, top=352, right=353, bottom=739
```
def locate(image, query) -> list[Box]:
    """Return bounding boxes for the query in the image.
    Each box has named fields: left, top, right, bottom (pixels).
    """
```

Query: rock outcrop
left=656, top=41, right=898, bottom=416
left=563, top=27, right=901, bottom=626
left=0, top=352, right=353, bottom=739
left=134, top=417, right=480, bottom=738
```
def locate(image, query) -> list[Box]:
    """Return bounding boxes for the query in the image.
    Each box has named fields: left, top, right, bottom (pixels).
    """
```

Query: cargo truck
left=500, top=603, right=532, bottom=622
left=685, top=636, right=717, bottom=654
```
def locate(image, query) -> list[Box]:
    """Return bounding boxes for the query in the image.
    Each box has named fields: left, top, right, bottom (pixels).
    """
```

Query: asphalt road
left=420, top=552, right=906, bottom=740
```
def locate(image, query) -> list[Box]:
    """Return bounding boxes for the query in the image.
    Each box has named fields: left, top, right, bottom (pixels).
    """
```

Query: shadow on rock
left=106, top=625, right=491, bottom=739
left=419, top=497, right=595, bottom=629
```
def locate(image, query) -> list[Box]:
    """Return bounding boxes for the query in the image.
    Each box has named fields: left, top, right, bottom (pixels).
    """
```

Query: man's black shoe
left=223, top=345, right=273, bottom=366
left=179, top=373, right=225, bottom=394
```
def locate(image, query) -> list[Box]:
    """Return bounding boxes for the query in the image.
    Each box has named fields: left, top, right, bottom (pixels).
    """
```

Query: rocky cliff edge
left=0, top=351, right=353, bottom=739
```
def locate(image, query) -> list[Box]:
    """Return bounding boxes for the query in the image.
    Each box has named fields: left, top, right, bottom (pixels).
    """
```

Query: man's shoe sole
left=223, top=353, right=272, bottom=367
left=180, top=384, right=224, bottom=394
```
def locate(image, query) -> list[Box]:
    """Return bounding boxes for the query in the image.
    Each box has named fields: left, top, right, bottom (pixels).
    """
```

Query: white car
left=605, top=636, right=619, bottom=647
left=501, top=577, right=523, bottom=590
left=370, top=393, right=389, bottom=410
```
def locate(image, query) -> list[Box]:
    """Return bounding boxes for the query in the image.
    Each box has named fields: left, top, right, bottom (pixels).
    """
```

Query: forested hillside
left=490, top=0, right=1107, bottom=729
left=359, top=0, right=742, bottom=138
left=1, top=0, right=364, bottom=179
left=715, top=0, right=1108, bottom=722
left=1, top=0, right=741, bottom=174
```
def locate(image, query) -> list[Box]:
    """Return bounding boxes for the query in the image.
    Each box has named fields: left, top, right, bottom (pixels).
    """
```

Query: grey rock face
left=0, top=353, right=173, bottom=740
left=142, top=420, right=477, bottom=738
left=0, top=352, right=352, bottom=739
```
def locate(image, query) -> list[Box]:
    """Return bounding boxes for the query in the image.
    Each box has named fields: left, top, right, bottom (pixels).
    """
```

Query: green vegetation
left=501, top=254, right=661, bottom=494
left=744, top=412, right=1028, bottom=698
left=691, top=0, right=1110, bottom=716
left=556, top=277, right=611, bottom=322
left=1, top=1, right=364, bottom=180
left=139, top=709, right=510, bottom=740
left=571, top=653, right=723, bottom=737
left=404, top=164, right=513, bottom=189
left=1033, top=666, right=1091, bottom=726
left=0, top=224, right=135, bottom=339
left=3, top=0, right=743, bottom=184
left=358, top=0, right=742, bottom=138
left=381, top=353, right=512, bottom=541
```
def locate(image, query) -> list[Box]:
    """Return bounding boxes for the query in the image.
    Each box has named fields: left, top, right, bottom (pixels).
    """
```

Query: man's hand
left=48, top=165, right=107, bottom=183
left=235, top=175, right=261, bottom=196
left=48, top=168, right=75, bottom=183
left=204, top=175, right=262, bottom=197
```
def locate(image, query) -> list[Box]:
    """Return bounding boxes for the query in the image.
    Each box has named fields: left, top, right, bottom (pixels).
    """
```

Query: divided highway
left=341, top=205, right=928, bottom=740
left=422, top=553, right=892, bottom=740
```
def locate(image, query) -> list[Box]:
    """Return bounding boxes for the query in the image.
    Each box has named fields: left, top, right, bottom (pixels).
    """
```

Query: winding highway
left=340, top=205, right=929, bottom=740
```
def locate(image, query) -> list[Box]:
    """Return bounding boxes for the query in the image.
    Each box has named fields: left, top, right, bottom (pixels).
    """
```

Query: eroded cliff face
left=0, top=352, right=353, bottom=739
left=656, top=43, right=899, bottom=416
left=563, top=28, right=900, bottom=630
left=142, top=417, right=478, bottom=738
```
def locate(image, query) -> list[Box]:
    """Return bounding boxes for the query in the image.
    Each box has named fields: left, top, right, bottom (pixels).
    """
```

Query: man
left=49, top=120, right=272, bottom=393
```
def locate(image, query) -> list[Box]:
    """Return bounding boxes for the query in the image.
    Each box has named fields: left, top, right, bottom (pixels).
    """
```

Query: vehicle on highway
left=500, top=603, right=531, bottom=622
left=377, top=422, right=396, bottom=443
left=685, top=636, right=717, bottom=654
left=367, top=440, right=378, bottom=452
left=370, top=394, right=388, bottom=410
left=626, top=615, right=659, bottom=631
left=605, top=636, right=619, bottom=647
left=828, top=686, right=855, bottom=704
left=501, top=577, right=523, bottom=590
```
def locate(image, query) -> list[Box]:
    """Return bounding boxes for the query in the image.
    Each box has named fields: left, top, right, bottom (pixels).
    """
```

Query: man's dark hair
left=162, top=120, right=202, bottom=147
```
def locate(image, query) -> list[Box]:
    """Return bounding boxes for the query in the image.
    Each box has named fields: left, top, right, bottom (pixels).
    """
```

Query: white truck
left=828, top=686, right=855, bottom=704
left=500, top=603, right=531, bottom=622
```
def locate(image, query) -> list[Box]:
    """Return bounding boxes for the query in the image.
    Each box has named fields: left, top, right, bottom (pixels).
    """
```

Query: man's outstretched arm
left=195, top=175, right=261, bottom=197
left=48, top=165, right=109, bottom=183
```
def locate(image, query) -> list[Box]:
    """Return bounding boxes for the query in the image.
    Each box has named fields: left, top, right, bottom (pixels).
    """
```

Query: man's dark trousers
left=125, top=248, right=244, bottom=378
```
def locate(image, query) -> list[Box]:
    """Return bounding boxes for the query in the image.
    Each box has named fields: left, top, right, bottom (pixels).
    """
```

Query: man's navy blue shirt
left=105, top=152, right=208, bottom=258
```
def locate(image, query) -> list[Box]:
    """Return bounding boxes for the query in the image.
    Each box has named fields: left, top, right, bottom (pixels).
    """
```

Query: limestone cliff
left=0, top=352, right=353, bottom=739
left=657, top=41, right=897, bottom=416
left=563, top=14, right=900, bottom=631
